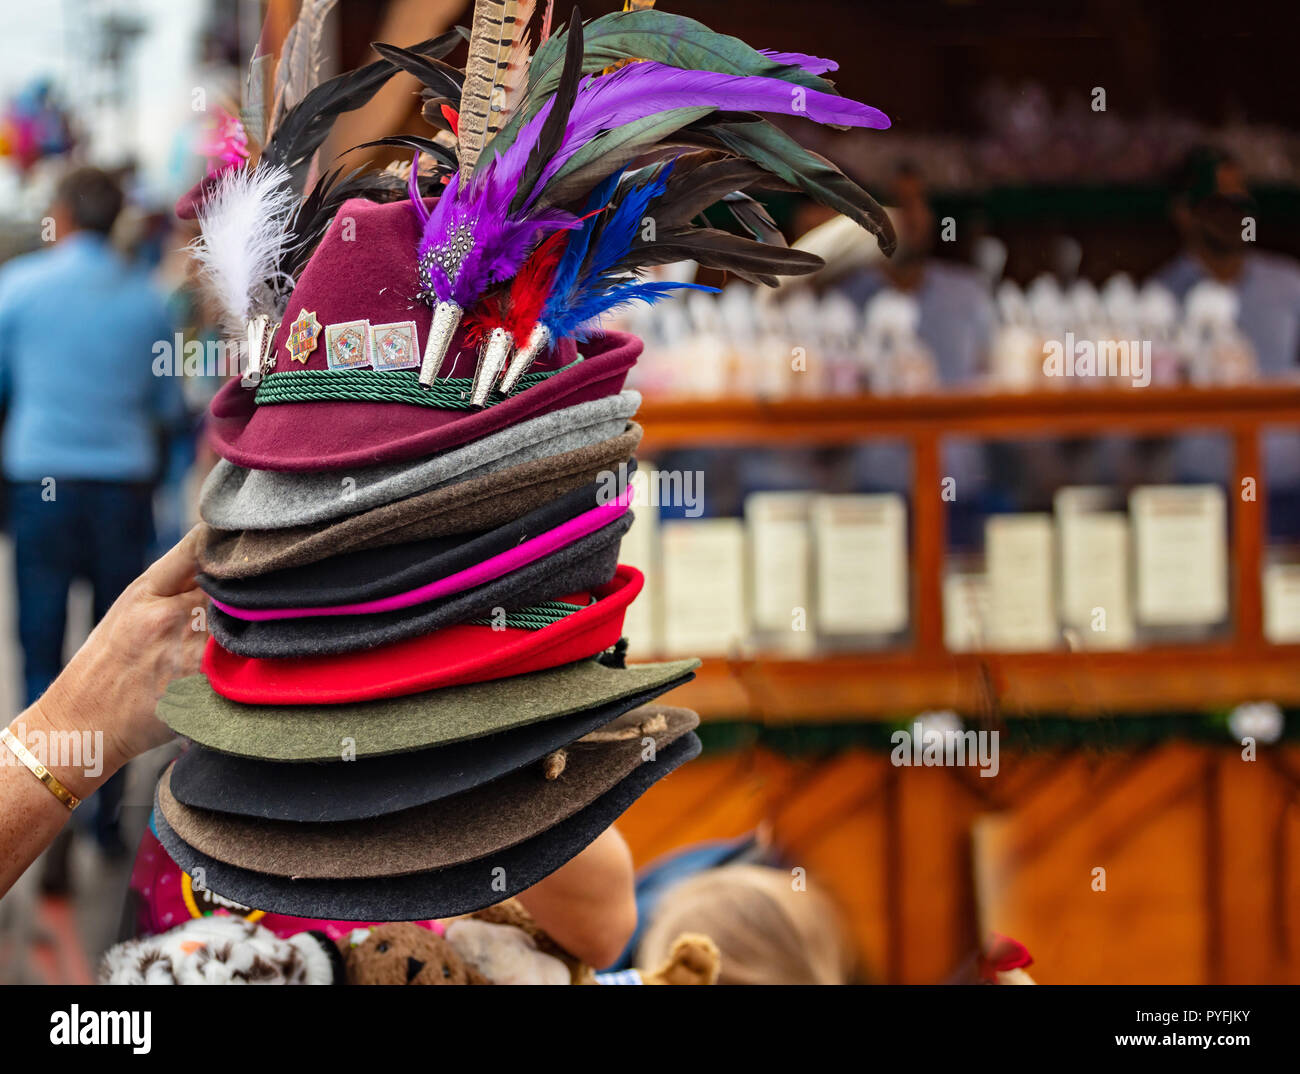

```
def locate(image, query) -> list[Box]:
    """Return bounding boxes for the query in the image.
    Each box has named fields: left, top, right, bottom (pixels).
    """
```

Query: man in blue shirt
left=0, top=166, right=187, bottom=854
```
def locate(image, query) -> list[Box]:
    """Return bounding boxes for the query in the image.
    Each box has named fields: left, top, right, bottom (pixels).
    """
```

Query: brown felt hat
left=155, top=705, right=698, bottom=880
left=198, top=422, right=641, bottom=579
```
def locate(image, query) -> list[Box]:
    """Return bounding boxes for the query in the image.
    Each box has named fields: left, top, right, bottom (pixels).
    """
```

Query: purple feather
left=534, top=62, right=889, bottom=192
left=413, top=146, right=577, bottom=306
left=759, top=49, right=840, bottom=75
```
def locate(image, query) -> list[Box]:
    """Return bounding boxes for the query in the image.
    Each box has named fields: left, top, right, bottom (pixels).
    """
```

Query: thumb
left=139, top=525, right=202, bottom=599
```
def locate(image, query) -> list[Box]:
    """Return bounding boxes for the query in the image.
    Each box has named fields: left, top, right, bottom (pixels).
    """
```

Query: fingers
left=139, top=526, right=202, bottom=598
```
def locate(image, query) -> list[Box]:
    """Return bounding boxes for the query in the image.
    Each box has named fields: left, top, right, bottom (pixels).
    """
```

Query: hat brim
left=200, top=391, right=639, bottom=532
left=165, top=652, right=698, bottom=760
left=201, top=564, right=645, bottom=704
left=197, top=424, right=641, bottom=579
left=207, top=332, right=639, bottom=472
left=151, top=731, right=702, bottom=921
left=207, top=511, right=631, bottom=658
left=198, top=463, right=635, bottom=610
left=167, top=668, right=697, bottom=820
left=158, top=706, right=699, bottom=879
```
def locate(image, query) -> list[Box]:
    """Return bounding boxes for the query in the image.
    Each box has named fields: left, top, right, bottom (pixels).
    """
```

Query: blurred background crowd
left=2, top=0, right=1299, bottom=985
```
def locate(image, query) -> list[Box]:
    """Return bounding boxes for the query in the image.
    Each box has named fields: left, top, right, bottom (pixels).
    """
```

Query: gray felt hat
left=207, top=511, right=631, bottom=658
left=197, top=422, right=641, bottom=579
left=200, top=390, right=640, bottom=531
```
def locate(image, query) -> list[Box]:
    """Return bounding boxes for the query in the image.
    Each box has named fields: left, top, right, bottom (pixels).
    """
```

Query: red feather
left=503, top=230, right=569, bottom=338
left=441, top=104, right=460, bottom=137
left=464, top=289, right=509, bottom=349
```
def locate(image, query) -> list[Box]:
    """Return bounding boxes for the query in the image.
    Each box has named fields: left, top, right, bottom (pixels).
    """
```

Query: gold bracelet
left=0, top=726, right=81, bottom=810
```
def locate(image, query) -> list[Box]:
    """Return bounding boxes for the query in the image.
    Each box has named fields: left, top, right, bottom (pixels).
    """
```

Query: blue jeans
left=8, top=480, right=154, bottom=848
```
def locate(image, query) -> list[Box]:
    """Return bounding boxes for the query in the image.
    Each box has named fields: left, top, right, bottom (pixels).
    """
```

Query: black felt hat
left=208, top=512, right=632, bottom=658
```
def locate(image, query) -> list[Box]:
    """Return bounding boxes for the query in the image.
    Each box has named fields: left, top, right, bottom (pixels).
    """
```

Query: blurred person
left=831, top=164, right=1002, bottom=545
left=1155, top=147, right=1300, bottom=536
left=636, top=863, right=856, bottom=985
left=1155, top=145, right=1300, bottom=368
left=0, top=166, right=187, bottom=856
left=837, top=161, right=996, bottom=386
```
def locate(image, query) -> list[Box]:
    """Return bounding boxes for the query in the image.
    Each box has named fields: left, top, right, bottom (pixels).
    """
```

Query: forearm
left=516, top=826, right=638, bottom=968
left=0, top=700, right=128, bottom=897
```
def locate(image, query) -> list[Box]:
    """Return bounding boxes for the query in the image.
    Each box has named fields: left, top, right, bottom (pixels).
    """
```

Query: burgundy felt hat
left=206, top=197, right=640, bottom=472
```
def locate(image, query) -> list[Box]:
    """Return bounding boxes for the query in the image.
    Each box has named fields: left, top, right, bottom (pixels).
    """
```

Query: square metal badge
left=369, top=320, right=420, bottom=371
left=325, top=319, right=373, bottom=370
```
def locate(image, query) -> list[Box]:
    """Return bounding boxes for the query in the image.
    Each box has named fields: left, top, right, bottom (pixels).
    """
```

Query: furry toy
left=443, top=899, right=720, bottom=985
left=100, top=916, right=343, bottom=985
left=337, top=923, right=489, bottom=985
left=448, top=898, right=595, bottom=984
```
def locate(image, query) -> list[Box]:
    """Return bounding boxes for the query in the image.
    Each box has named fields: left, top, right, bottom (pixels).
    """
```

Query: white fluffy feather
left=190, top=164, right=299, bottom=335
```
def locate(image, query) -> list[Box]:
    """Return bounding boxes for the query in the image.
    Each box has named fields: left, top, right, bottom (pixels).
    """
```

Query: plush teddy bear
left=443, top=899, right=721, bottom=986
left=336, top=923, right=490, bottom=985
left=100, top=915, right=344, bottom=985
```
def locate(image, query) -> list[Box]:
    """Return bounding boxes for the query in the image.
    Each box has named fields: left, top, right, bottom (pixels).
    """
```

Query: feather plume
left=261, top=32, right=463, bottom=195
left=458, top=0, right=524, bottom=183
left=498, top=8, right=843, bottom=155
left=268, top=0, right=341, bottom=137
left=539, top=0, right=555, bottom=44
left=758, top=49, right=838, bottom=75
left=498, top=0, right=538, bottom=128
left=189, top=164, right=299, bottom=334
left=521, top=61, right=888, bottom=210
left=513, top=6, right=584, bottom=211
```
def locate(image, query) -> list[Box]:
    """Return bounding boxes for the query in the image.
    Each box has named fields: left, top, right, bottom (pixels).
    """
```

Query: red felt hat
left=205, top=197, right=639, bottom=472
left=202, top=565, right=644, bottom=704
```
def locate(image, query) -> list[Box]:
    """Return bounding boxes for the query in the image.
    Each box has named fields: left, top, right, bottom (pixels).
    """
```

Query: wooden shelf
left=637, top=384, right=1300, bottom=450
left=659, top=645, right=1300, bottom=722
left=636, top=385, right=1300, bottom=720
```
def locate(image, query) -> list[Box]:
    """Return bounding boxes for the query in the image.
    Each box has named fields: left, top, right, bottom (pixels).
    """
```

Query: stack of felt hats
left=151, top=0, right=894, bottom=923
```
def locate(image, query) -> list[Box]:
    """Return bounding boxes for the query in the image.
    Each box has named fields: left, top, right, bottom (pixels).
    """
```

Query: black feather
left=511, top=6, right=584, bottom=212
left=371, top=42, right=464, bottom=100
left=282, top=167, right=410, bottom=277
left=722, top=191, right=786, bottom=245
left=615, top=226, right=824, bottom=280
left=707, top=118, right=896, bottom=255
left=261, top=32, right=463, bottom=194
left=347, top=135, right=460, bottom=172
left=652, top=154, right=795, bottom=230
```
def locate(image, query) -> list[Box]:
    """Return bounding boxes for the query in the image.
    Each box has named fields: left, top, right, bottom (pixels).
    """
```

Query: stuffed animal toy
left=447, top=899, right=594, bottom=984
left=443, top=899, right=721, bottom=986
left=100, top=915, right=343, bottom=985
left=337, top=923, right=490, bottom=985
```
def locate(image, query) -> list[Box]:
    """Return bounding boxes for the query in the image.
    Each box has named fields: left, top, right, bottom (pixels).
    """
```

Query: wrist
left=15, top=691, right=125, bottom=802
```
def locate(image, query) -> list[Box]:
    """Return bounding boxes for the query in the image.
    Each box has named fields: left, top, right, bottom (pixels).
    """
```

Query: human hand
left=31, top=526, right=208, bottom=781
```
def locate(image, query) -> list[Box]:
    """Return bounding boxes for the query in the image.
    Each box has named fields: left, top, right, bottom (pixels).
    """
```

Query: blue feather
left=546, top=170, right=623, bottom=320
left=564, top=279, right=719, bottom=343
left=585, top=165, right=674, bottom=283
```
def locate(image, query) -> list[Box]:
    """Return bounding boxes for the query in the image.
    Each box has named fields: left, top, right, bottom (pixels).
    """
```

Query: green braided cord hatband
left=253, top=357, right=582, bottom=407
left=467, top=599, right=590, bottom=631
